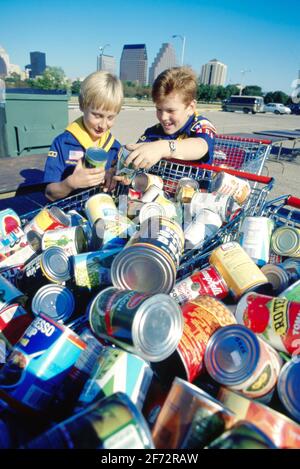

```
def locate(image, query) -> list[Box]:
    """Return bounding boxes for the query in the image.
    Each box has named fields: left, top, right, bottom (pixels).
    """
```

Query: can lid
left=131, top=293, right=184, bottom=362
left=177, top=177, right=199, bottom=191
left=85, top=147, right=108, bottom=164
left=261, top=264, right=290, bottom=294
left=204, top=324, right=260, bottom=386
left=139, top=203, right=166, bottom=224
left=271, top=227, right=300, bottom=256
left=32, top=284, right=75, bottom=322
left=49, top=206, right=71, bottom=227
left=277, top=360, right=300, bottom=423
left=111, top=245, right=176, bottom=294
left=41, top=246, right=72, bottom=282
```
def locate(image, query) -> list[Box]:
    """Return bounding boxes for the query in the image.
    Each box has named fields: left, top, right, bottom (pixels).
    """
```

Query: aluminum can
left=31, top=284, right=75, bottom=323
left=0, top=230, right=41, bottom=269
left=24, top=206, right=70, bottom=235
left=67, top=209, right=87, bottom=227
left=84, top=147, right=108, bottom=169
left=152, top=377, right=234, bottom=449
left=138, top=202, right=166, bottom=224
left=78, top=346, right=153, bottom=410
left=279, top=279, right=300, bottom=302
left=92, top=214, right=136, bottom=250
left=170, top=264, right=229, bottom=305
left=235, top=292, right=300, bottom=355
left=261, top=263, right=290, bottom=295
left=211, top=172, right=251, bottom=205
left=152, top=295, right=236, bottom=384
left=209, top=242, right=269, bottom=299
left=41, top=225, right=87, bottom=256
left=0, top=314, right=86, bottom=413
left=24, top=392, right=154, bottom=449
left=0, top=274, right=26, bottom=310
left=184, top=209, right=222, bottom=249
left=207, top=420, right=276, bottom=449
left=140, top=184, right=164, bottom=203
left=0, top=208, right=21, bottom=238
left=240, top=216, right=274, bottom=266
left=217, top=386, right=300, bottom=448
left=204, top=324, right=282, bottom=399
left=149, top=194, right=179, bottom=221
left=190, top=192, right=234, bottom=223
left=271, top=226, right=300, bottom=257
left=17, top=246, right=72, bottom=294
left=175, top=177, right=199, bottom=204
left=85, top=193, right=118, bottom=226
left=73, top=251, right=112, bottom=290
left=0, top=303, right=33, bottom=357
left=111, top=216, right=184, bottom=294
left=132, top=173, right=164, bottom=193
left=277, top=360, right=300, bottom=423
left=88, top=287, right=184, bottom=362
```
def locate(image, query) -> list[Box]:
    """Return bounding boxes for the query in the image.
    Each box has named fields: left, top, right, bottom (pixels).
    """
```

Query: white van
left=222, top=96, right=265, bottom=114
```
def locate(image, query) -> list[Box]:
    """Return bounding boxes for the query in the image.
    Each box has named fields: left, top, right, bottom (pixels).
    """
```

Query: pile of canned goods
left=0, top=173, right=299, bottom=450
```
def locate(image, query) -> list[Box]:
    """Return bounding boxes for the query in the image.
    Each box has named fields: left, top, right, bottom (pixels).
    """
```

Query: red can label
left=171, top=265, right=228, bottom=305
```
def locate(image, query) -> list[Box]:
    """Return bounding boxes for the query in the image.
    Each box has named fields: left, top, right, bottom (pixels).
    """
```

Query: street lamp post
left=98, top=44, right=110, bottom=71
left=239, top=69, right=251, bottom=96
left=172, top=34, right=186, bottom=66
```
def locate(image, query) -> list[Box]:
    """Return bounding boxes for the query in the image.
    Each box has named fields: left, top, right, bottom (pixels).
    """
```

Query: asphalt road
left=69, top=107, right=300, bottom=199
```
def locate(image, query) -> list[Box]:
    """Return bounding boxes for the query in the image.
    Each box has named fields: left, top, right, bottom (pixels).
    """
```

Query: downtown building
left=120, top=44, right=148, bottom=85
left=200, top=59, right=227, bottom=86
left=148, top=43, right=177, bottom=85
left=29, top=51, right=46, bottom=78
left=97, top=54, right=116, bottom=75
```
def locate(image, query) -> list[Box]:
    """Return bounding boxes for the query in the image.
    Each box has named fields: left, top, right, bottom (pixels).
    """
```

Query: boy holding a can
left=43, top=71, right=123, bottom=201
left=115, top=67, right=216, bottom=182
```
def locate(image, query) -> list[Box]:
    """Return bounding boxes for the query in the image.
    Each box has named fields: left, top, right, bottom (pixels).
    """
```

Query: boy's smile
left=82, top=106, right=117, bottom=142
left=155, top=92, right=196, bottom=135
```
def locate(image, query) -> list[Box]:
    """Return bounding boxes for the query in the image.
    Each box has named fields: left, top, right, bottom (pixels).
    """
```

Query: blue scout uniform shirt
left=43, top=117, right=122, bottom=183
left=137, top=113, right=216, bottom=163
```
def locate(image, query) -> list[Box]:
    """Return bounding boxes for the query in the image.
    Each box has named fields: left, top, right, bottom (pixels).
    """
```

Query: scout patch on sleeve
left=48, top=151, right=58, bottom=158
left=191, top=119, right=217, bottom=139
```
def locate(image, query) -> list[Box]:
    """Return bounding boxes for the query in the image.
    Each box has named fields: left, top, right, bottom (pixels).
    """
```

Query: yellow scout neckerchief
left=66, top=117, right=115, bottom=151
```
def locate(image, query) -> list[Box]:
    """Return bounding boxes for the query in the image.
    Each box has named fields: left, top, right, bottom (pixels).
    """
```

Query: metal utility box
left=0, top=89, right=68, bottom=158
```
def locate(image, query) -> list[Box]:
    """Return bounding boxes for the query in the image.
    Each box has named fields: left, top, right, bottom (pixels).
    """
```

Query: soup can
left=88, top=287, right=184, bottom=362
left=24, top=206, right=70, bottom=235
left=261, top=263, right=290, bottom=295
left=0, top=230, right=41, bottom=270
left=277, top=360, right=300, bottom=423
left=184, top=209, right=222, bottom=249
left=92, top=214, right=136, bottom=250
left=73, top=251, right=112, bottom=290
left=175, top=178, right=199, bottom=204
left=111, top=216, right=184, bottom=294
left=31, top=284, right=75, bottom=323
left=240, top=216, right=274, bottom=266
left=209, top=242, right=269, bottom=299
left=279, top=279, right=300, bottom=302
left=24, top=392, right=154, bottom=449
left=217, top=386, right=300, bottom=448
left=152, top=377, right=235, bottom=449
left=204, top=324, right=282, bottom=400
left=152, top=295, right=236, bottom=384
left=211, top=172, right=251, bottom=205
left=132, top=173, right=164, bottom=193
left=235, top=292, right=300, bottom=355
left=138, top=202, right=166, bottom=224
left=206, top=420, right=277, bottom=449
left=0, top=208, right=21, bottom=238
left=41, top=225, right=87, bottom=256
left=78, top=346, right=153, bottom=410
left=271, top=226, right=300, bottom=257
left=190, top=192, right=234, bottom=223
left=85, top=193, right=118, bottom=226
left=170, top=264, right=229, bottom=305
left=0, top=314, right=86, bottom=413
left=84, top=147, right=108, bottom=169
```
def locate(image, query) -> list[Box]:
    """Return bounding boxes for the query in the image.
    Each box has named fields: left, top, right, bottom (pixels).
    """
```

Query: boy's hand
left=113, top=174, right=132, bottom=186
left=103, top=167, right=117, bottom=193
left=125, top=142, right=166, bottom=169
left=68, top=158, right=105, bottom=189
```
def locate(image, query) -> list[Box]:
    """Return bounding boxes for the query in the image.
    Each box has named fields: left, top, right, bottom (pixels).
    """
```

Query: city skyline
left=1, top=0, right=300, bottom=93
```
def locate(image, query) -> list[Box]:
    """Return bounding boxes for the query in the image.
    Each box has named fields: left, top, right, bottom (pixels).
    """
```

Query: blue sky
left=2, top=0, right=300, bottom=93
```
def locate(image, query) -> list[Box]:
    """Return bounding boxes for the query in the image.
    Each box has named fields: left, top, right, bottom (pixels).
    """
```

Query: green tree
left=32, top=66, right=68, bottom=90
left=224, top=84, right=240, bottom=98
left=264, top=92, right=274, bottom=104
left=242, top=85, right=263, bottom=96
left=271, top=90, right=289, bottom=105
left=71, top=80, right=81, bottom=95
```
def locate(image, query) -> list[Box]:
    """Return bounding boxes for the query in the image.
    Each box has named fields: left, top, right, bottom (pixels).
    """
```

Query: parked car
left=264, top=103, right=291, bottom=115
left=288, top=103, right=300, bottom=115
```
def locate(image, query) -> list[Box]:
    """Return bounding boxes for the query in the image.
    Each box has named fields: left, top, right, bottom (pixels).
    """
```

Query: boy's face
left=82, top=106, right=118, bottom=141
left=155, top=92, right=196, bottom=135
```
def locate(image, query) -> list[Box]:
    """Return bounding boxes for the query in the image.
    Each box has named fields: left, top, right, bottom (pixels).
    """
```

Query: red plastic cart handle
left=286, top=196, right=300, bottom=209
left=167, top=159, right=274, bottom=185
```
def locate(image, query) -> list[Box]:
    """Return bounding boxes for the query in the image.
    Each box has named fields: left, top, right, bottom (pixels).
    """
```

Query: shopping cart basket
left=261, top=195, right=300, bottom=230
left=213, top=134, right=272, bottom=175
left=20, top=161, right=274, bottom=281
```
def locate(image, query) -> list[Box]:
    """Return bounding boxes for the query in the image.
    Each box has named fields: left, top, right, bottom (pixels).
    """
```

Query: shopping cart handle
left=286, top=196, right=300, bottom=209
left=167, top=159, right=274, bottom=185
left=216, top=134, right=272, bottom=145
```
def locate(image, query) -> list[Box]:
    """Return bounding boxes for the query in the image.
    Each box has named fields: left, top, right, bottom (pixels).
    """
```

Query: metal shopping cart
left=261, top=195, right=300, bottom=229
left=20, top=161, right=274, bottom=281
left=213, top=135, right=272, bottom=175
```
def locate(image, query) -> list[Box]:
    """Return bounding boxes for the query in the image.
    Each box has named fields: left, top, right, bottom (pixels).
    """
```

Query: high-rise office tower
left=0, top=46, right=9, bottom=77
left=148, top=43, right=177, bottom=85
left=120, top=44, right=148, bottom=85
left=30, top=51, right=46, bottom=78
left=97, top=54, right=116, bottom=75
left=200, top=59, right=227, bottom=86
